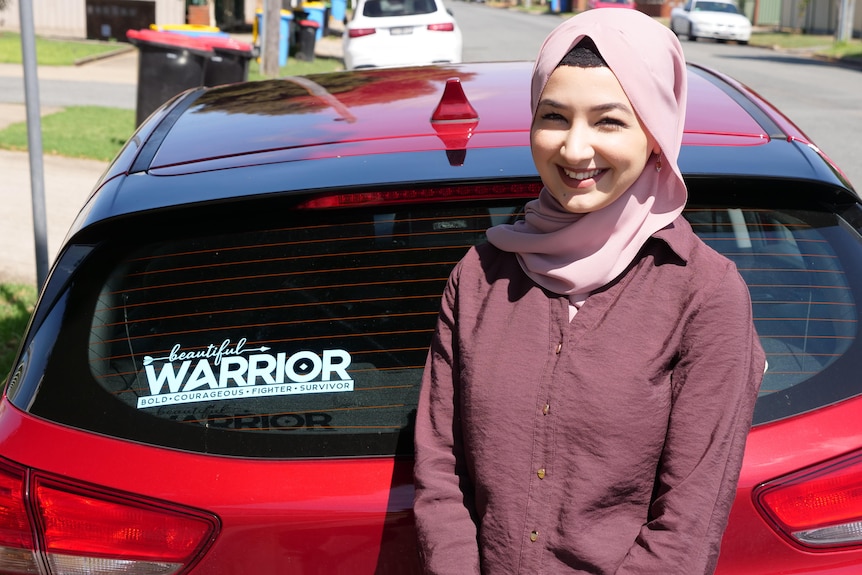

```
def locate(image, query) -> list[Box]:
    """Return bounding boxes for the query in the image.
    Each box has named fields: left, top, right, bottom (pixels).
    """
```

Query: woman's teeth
left=564, top=168, right=602, bottom=180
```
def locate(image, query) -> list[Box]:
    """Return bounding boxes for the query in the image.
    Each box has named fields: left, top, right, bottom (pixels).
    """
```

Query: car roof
left=86, top=61, right=852, bottom=228
left=128, top=61, right=823, bottom=170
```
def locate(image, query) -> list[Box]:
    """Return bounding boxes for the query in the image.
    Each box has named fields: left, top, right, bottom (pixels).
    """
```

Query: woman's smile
left=560, top=166, right=607, bottom=188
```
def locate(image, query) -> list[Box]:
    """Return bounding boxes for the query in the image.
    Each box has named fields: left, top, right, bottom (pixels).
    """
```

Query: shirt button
left=529, top=530, right=539, bottom=542
left=537, top=468, right=546, bottom=479
left=555, top=342, right=562, bottom=354
left=542, top=403, right=550, bottom=415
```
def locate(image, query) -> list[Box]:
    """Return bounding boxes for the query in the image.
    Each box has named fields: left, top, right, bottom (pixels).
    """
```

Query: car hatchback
left=3, top=61, right=862, bottom=574
left=343, top=0, right=462, bottom=69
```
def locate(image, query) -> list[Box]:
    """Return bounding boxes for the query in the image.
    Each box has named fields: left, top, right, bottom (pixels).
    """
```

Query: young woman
left=413, top=9, right=765, bottom=575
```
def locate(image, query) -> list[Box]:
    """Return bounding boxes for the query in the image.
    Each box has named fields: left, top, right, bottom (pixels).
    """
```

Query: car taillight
left=755, top=451, right=862, bottom=549
left=348, top=27, right=376, bottom=37
left=0, top=461, right=38, bottom=574
left=295, top=181, right=542, bottom=209
left=0, top=458, right=218, bottom=575
left=427, top=22, right=455, bottom=31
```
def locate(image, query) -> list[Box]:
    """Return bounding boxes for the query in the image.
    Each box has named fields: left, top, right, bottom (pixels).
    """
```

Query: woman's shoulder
left=655, top=216, right=736, bottom=268
left=652, top=216, right=748, bottom=292
left=458, top=242, right=515, bottom=270
left=452, top=242, right=528, bottom=287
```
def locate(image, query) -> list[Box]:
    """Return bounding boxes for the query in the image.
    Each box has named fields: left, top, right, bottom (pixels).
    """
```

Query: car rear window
left=13, top=194, right=862, bottom=458
left=362, top=0, right=438, bottom=17
left=78, top=199, right=523, bottom=458
left=689, top=206, right=861, bottom=424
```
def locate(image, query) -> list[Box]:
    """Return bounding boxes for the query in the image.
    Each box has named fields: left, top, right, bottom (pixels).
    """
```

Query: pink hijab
left=485, top=10, right=688, bottom=309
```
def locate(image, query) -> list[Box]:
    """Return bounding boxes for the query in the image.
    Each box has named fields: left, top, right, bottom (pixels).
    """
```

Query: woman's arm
left=413, top=264, right=482, bottom=574
left=615, top=265, right=765, bottom=575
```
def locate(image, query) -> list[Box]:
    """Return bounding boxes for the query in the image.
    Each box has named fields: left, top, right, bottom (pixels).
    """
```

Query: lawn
left=749, top=30, right=862, bottom=62
left=0, top=31, right=128, bottom=65
left=0, top=284, right=37, bottom=384
left=0, top=106, right=136, bottom=162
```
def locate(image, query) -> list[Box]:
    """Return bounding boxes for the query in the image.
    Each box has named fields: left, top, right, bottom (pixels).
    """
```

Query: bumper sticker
left=138, top=338, right=354, bottom=409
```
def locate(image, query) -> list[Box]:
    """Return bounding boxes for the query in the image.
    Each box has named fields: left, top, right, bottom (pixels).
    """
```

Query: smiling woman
left=413, top=10, right=765, bottom=575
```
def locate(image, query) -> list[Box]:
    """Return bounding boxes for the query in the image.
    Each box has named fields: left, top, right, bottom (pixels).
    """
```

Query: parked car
left=670, top=0, right=752, bottom=43
left=343, top=0, right=462, bottom=69
left=2, top=60, right=861, bottom=574
left=587, top=0, right=635, bottom=9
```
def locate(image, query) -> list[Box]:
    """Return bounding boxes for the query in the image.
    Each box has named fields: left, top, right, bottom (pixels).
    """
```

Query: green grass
left=749, top=31, right=862, bottom=61
left=0, top=284, right=37, bottom=384
left=0, top=31, right=127, bottom=65
left=820, top=40, right=862, bottom=62
left=748, top=31, right=836, bottom=49
left=0, top=106, right=136, bottom=162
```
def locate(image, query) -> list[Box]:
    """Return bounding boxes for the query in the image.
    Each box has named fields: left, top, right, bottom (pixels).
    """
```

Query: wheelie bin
left=294, top=19, right=320, bottom=61
left=127, top=29, right=211, bottom=125
left=127, top=29, right=254, bottom=126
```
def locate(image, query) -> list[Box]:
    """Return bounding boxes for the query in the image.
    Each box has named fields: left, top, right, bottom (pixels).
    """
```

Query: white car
left=670, top=0, right=752, bottom=44
left=343, top=0, right=463, bottom=70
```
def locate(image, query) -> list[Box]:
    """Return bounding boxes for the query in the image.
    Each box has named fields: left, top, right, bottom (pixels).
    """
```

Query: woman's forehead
left=541, top=66, right=632, bottom=109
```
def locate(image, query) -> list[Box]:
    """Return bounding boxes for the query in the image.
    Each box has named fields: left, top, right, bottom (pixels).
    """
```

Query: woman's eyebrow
left=537, top=99, right=634, bottom=115
left=590, top=102, right=634, bottom=115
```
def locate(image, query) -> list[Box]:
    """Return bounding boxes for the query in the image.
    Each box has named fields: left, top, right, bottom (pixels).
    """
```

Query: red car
left=2, top=61, right=861, bottom=574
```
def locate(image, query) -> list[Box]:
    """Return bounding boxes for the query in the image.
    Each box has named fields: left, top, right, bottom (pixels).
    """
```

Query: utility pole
left=836, top=0, right=856, bottom=42
left=262, top=0, right=282, bottom=77
left=19, top=0, right=49, bottom=288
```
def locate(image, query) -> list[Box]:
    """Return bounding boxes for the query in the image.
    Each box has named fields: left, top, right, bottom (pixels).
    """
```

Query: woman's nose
left=560, top=125, right=593, bottom=162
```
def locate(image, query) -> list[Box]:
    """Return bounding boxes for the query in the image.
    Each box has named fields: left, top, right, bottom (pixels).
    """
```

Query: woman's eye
left=598, top=117, right=627, bottom=128
left=540, top=112, right=567, bottom=123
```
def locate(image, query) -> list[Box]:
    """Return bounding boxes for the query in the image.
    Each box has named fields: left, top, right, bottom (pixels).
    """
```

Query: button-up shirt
left=413, top=217, right=765, bottom=575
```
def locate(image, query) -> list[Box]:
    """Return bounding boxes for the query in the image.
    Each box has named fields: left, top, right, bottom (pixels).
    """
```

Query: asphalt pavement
left=0, top=31, right=344, bottom=286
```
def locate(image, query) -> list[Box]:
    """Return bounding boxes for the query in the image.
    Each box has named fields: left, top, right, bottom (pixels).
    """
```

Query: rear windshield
left=362, top=0, right=438, bottom=17
left=15, top=197, right=862, bottom=458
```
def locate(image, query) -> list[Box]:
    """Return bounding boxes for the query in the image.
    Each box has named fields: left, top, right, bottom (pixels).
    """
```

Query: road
left=679, top=40, right=862, bottom=189
left=450, top=1, right=862, bottom=188
left=450, top=1, right=562, bottom=62
left=0, top=61, right=137, bottom=110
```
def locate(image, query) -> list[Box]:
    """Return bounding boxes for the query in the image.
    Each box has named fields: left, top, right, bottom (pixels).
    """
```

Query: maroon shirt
left=413, top=217, right=765, bottom=575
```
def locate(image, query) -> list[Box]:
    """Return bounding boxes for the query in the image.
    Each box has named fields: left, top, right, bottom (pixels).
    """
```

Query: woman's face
left=531, top=65, right=658, bottom=214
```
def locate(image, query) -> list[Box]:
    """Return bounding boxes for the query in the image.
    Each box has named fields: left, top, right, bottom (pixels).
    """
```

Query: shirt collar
left=651, top=216, right=694, bottom=264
